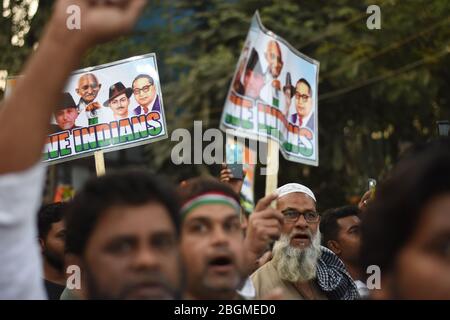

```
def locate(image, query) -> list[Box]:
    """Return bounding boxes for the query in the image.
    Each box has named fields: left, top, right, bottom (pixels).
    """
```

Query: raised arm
left=0, top=0, right=146, bottom=174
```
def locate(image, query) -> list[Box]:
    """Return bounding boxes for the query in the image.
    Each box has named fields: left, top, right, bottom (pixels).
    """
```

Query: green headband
left=180, top=192, right=241, bottom=218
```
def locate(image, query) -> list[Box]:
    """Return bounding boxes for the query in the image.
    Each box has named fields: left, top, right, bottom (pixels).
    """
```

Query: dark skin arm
left=358, top=190, right=372, bottom=213
left=220, top=165, right=282, bottom=275
left=243, top=193, right=283, bottom=275
left=0, top=0, right=147, bottom=174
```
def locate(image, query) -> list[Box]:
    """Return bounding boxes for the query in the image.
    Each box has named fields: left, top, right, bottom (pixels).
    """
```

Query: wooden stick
left=265, top=138, right=279, bottom=207
left=94, top=150, right=106, bottom=176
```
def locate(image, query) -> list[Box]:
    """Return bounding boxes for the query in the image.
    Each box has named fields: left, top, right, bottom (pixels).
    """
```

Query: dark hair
left=295, top=78, right=312, bottom=95
left=65, top=170, right=180, bottom=255
left=177, top=176, right=240, bottom=209
left=245, top=48, right=264, bottom=76
left=132, top=74, right=154, bottom=88
left=320, top=205, right=360, bottom=246
left=360, top=137, right=450, bottom=273
left=38, top=202, right=67, bottom=239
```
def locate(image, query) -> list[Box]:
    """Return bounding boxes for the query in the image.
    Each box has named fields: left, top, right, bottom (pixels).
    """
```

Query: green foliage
left=1, top=0, right=449, bottom=208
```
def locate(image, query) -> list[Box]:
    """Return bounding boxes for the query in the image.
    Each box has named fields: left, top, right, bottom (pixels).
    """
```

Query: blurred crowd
left=0, top=0, right=448, bottom=300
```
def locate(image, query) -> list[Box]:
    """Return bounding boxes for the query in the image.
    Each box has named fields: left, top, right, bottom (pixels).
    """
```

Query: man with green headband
left=177, top=177, right=247, bottom=300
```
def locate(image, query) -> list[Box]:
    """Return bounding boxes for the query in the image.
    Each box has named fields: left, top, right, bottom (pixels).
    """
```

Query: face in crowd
left=361, top=139, right=450, bottom=299
left=295, top=80, right=313, bottom=119
left=368, top=194, right=450, bottom=300
left=65, top=171, right=182, bottom=300
left=76, top=74, right=101, bottom=104
left=132, top=76, right=156, bottom=109
left=38, top=203, right=67, bottom=274
left=244, top=70, right=265, bottom=100
left=320, top=206, right=362, bottom=271
left=334, top=217, right=361, bottom=266
left=55, top=107, right=78, bottom=130
left=178, top=179, right=246, bottom=299
left=82, top=203, right=180, bottom=299
left=273, top=191, right=322, bottom=283
left=391, top=195, right=450, bottom=299
left=109, top=93, right=130, bottom=119
left=265, top=40, right=283, bottom=79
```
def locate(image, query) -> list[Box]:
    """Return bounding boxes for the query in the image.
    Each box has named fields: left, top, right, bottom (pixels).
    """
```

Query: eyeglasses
left=133, top=85, right=153, bottom=95
left=295, top=93, right=311, bottom=102
left=281, top=209, right=319, bottom=223
left=81, top=83, right=99, bottom=91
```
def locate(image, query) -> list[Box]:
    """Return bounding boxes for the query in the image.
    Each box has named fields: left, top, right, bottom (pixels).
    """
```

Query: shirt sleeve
left=0, top=164, right=47, bottom=299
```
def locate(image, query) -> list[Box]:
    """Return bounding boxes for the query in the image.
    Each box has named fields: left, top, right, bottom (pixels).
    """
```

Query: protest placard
left=220, top=12, right=320, bottom=167
left=6, top=53, right=168, bottom=165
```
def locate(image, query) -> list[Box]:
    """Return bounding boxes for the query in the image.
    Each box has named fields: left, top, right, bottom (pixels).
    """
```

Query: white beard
left=272, top=230, right=322, bottom=283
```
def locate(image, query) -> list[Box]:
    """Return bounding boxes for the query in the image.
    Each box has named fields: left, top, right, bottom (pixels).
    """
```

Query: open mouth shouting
left=290, top=232, right=311, bottom=247
left=207, top=253, right=235, bottom=274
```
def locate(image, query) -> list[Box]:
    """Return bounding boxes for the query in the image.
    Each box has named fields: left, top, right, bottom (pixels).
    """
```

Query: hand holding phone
left=368, top=178, right=377, bottom=199
left=225, top=142, right=244, bottom=180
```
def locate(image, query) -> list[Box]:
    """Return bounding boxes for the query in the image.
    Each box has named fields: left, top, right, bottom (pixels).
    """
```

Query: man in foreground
left=177, top=177, right=246, bottom=299
left=361, top=138, right=450, bottom=300
left=0, top=0, right=147, bottom=299
left=64, top=170, right=183, bottom=299
left=251, top=183, right=359, bottom=300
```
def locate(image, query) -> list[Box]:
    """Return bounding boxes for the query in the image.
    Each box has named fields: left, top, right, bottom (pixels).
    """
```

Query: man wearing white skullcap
left=250, top=183, right=359, bottom=300
left=276, top=183, right=317, bottom=202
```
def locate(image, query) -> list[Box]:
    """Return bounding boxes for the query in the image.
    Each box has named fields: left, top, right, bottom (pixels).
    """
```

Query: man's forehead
left=50, top=220, right=65, bottom=231
left=248, top=70, right=264, bottom=80
left=337, top=215, right=361, bottom=229
left=134, top=77, right=151, bottom=86
left=112, top=94, right=127, bottom=101
left=296, top=82, right=309, bottom=92
left=277, top=192, right=316, bottom=210
left=414, top=194, right=450, bottom=239
left=94, top=203, right=175, bottom=236
left=184, top=205, right=239, bottom=224
left=268, top=41, right=281, bottom=54
left=79, top=74, right=98, bottom=86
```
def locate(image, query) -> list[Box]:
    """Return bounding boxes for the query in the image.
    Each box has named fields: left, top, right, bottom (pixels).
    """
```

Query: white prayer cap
left=276, top=183, right=316, bottom=202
